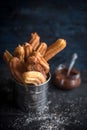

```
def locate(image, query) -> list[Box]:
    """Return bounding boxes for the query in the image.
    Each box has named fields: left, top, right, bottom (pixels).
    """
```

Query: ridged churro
left=34, top=52, right=50, bottom=74
left=3, top=50, right=13, bottom=64
left=10, top=57, right=26, bottom=83
left=36, top=42, right=47, bottom=56
left=29, top=32, right=40, bottom=51
left=22, top=71, right=46, bottom=86
left=44, top=39, right=66, bottom=61
left=24, top=42, right=33, bottom=59
left=14, top=44, right=25, bottom=62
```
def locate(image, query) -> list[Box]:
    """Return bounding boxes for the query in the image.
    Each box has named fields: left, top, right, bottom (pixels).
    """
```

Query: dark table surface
left=0, top=0, right=87, bottom=130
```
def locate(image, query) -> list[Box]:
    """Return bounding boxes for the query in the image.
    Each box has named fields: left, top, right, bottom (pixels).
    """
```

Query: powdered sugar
left=12, top=97, right=87, bottom=130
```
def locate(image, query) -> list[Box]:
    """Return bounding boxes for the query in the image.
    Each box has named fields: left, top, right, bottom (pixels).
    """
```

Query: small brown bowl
left=53, top=64, right=81, bottom=90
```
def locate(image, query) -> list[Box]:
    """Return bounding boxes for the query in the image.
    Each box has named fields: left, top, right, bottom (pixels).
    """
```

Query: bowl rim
left=55, top=64, right=80, bottom=79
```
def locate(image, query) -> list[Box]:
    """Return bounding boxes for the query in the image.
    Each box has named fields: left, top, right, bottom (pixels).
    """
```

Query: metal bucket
left=14, top=73, right=51, bottom=112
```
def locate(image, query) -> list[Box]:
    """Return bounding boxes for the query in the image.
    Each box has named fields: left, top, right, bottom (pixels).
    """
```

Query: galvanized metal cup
left=14, top=73, right=51, bottom=112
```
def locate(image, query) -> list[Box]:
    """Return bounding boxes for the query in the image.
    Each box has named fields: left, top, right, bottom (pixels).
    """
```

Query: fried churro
left=36, top=42, right=47, bottom=56
left=3, top=32, right=67, bottom=86
left=44, top=39, right=66, bottom=61
left=3, top=50, right=13, bottom=64
left=24, top=42, right=33, bottom=59
left=10, top=57, right=26, bottom=83
left=22, top=71, right=46, bottom=86
left=34, top=52, right=50, bottom=74
left=14, top=44, right=25, bottom=62
left=29, top=32, right=40, bottom=51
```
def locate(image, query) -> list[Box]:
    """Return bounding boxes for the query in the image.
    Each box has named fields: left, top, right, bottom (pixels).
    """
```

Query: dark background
left=0, top=0, right=87, bottom=71
left=0, top=0, right=87, bottom=130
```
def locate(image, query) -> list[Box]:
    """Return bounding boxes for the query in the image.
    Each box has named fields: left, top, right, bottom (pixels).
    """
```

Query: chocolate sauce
left=53, top=67, right=81, bottom=89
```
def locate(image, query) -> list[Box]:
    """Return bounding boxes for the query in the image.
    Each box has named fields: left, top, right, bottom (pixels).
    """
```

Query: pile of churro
left=3, top=32, right=66, bottom=86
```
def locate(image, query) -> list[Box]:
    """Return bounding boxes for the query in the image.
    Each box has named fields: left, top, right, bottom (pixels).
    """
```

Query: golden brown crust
left=26, top=53, right=48, bottom=78
left=26, top=63, right=47, bottom=79
left=24, top=42, right=33, bottom=59
left=29, top=32, right=40, bottom=50
left=9, top=57, right=26, bottom=83
left=36, top=42, right=47, bottom=56
left=34, top=52, right=50, bottom=74
left=13, top=44, right=25, bottom=62
left=44, top=39, right=66, bottom=61
left=22, top=71, right=46, bottom=85
left=3, top=50, right=13, bottom=64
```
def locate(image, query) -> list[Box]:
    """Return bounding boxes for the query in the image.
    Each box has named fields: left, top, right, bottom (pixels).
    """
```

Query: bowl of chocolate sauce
left=53, top=64, right=81, bottom=89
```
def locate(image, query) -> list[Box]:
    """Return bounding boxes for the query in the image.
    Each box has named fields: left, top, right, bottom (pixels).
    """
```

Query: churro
left=24, top=42, right=33, bottom=59
left=36, top=42, right=47, bottom=56
left=22, top=71, right=46, bottom=86
left=44, top=39, right=66, bottom=61
left=14, top=44, right=25, bottom=62
left=3, top=50, right=13, bottom=64
left=10, top=57, right=26, bottom=83
left=34, top=52, right=50, bottom=74
left=29, top=32, right=40, bottom=51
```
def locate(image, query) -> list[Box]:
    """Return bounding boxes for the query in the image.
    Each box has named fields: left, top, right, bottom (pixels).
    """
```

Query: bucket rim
left=13, top=72, right=51, bottom=88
